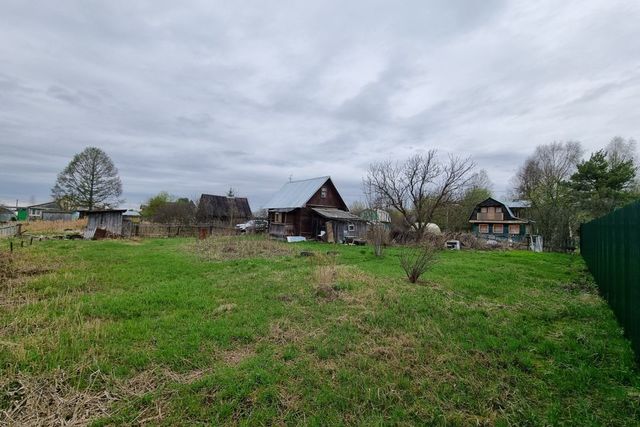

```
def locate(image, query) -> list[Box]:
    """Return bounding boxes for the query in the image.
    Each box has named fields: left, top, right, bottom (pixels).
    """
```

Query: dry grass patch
left=0, top=252, right=63, bottom=309
left=20, top=219, right=87, bottom=235
left=0, top=366, right=212, bottom=426
left=219, top=344, right=257, bottom=366
left=190, top=235, right=295, bottom=261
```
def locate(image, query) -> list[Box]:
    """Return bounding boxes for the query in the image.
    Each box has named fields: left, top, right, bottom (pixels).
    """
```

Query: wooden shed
left=84, top=209, right=126, bottom=239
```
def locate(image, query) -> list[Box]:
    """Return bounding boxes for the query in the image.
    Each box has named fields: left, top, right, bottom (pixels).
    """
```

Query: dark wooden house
left=84, top=209, right=126, bottom=239
left=196, top=194, right=252, bottom=225
left=264, top=176, right=366, bottom=242
left=469, top=198, right=533, bottom=242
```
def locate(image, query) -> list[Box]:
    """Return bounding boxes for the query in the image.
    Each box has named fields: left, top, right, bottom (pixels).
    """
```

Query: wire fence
left=581, top=200, right=640, bottom=358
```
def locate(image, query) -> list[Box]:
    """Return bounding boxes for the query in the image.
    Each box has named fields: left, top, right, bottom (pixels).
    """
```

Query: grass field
left=1, top=237, right=639, bottom=425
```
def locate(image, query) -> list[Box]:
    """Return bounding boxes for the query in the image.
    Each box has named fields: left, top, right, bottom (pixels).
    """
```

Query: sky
left=1, top=0, right=639, bottom=209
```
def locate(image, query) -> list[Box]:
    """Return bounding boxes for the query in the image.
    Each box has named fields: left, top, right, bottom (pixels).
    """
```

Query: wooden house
left=196, top=194, right=252, bottom=225
left=84, top=209, right=126, bottom=239
left=264, top=176, right=367, bottom=242
left=468, top=198, right=533, bottom=242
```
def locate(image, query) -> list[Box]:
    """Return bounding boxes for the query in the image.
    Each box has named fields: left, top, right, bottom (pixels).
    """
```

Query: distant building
left=41, top=210, right=74, bottom=222
left=0, top=206, right=15, bottom=222
left=196, top=194, right=252, bottom=225
left=264, top=176, right=367, bottom=242
left=360, top=208, right=392, bottom=230
left=25, top=201, right=62, bottom=220
left=123, top=209, right=141, bottom=224
left=469, top=198, right=533, bottom=242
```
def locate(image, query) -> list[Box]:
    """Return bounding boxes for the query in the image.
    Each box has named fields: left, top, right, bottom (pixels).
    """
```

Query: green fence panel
left=581, top=201, right=640, bottom=358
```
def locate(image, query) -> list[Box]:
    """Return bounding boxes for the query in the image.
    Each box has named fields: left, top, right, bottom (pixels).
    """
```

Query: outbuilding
left=84, top=209, right=126, bottom=239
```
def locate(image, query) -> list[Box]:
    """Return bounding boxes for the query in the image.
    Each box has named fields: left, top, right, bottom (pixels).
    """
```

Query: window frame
left=479, top=224, right=489, bottom=233
left=320, top=187, right=327, bottom=198
left=509, top=224, right=520, bottom=234
left=493, top=224, right=504, bottom=234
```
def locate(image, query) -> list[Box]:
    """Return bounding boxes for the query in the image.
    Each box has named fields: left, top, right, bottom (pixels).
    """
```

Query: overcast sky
left=1, top=1, right=639, bottom=209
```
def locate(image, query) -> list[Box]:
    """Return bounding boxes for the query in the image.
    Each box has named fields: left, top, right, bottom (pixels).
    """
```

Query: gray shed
left=311, top=207, right=368, bottom=243
left=84, top=209, right=126, bottom=239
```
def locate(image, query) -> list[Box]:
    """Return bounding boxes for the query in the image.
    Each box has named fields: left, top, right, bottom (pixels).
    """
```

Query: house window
left=493, top=224, right=504, bottom=234
left=495, top=207, right=502, bottom=213
left=481, top=207, right=488, bottom=213
left=274, top=212, right=282, bottom=223
left=348, top=224, right=355, bottom=232
left=320, top=187, right=327, bottom=198
left=479, top=224, right=489, bottom=233
left=509, top=224, right=520, bottom=234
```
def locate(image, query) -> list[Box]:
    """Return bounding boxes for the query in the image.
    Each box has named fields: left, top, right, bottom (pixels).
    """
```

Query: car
left=235, top=219, right=269, bottom=233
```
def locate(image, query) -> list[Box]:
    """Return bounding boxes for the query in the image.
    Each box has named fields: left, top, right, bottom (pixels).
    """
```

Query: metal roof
left=504, top=200, right=531, bottom=208
left=311, top=208, right=363, bottom=221
left=263, top=176, right=330, bottom=209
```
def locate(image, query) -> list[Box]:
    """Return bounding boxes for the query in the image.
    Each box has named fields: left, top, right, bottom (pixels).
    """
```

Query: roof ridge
left=287, top=176, right=330, bottom=184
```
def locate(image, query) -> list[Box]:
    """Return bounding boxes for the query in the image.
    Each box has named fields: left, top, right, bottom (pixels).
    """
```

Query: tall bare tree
left=52, top=147, right=123, bottom=210
left=363, top=150, right=475, bottom=238
left=513, top=141, right=583, bottom=250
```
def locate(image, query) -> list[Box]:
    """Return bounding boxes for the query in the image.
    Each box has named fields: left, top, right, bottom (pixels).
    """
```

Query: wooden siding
left=306, top=179, right=347, bottom=210
left=84, top=211, right=124, bottom=239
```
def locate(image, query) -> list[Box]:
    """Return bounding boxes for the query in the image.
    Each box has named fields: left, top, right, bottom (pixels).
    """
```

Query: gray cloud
left=1, top=0, right=639, bottom=209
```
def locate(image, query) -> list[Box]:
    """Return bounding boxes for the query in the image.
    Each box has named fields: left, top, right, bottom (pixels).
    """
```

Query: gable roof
left=197, top=194, right=252, bottom=219
left=27, top=201, right=60, bottom=210
left=264, top=176, right=336, bottom=209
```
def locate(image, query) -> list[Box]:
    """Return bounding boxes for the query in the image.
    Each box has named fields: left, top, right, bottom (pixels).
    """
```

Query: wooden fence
left=126, top=223, right=234, bottom=238
left=0, top=223, right=21, bottom=238
left=581, top=200, right=640, bottom=358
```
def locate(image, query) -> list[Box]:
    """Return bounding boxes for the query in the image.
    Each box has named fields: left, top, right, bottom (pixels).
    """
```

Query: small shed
left=312, top=208, right=368, bottom=243
left=196, top=194, right=252, bottom=225
left=84, top=209, right=126, bottom=239
left=123, top=209, right=141, bottom=224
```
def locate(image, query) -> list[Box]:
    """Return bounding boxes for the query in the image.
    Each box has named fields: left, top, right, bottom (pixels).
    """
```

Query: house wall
left=42, top=211, right=73, bottom=222
left=472, top=223, right=527, bottom=242
left=306, top=180, right=347, bottom=210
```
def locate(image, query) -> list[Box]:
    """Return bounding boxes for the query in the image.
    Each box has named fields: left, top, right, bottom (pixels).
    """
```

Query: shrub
left=368, top=224, right=389, bottom=257
left=399, top=242, right=438, bottom=283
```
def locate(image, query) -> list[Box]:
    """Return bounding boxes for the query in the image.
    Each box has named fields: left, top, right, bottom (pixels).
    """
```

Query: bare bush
left=400, top=243, right=438, bottom=283
left=368, top=224, right=389, bottom=257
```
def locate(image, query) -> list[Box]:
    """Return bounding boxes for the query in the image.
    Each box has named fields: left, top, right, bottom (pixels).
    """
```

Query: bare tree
left=512, top=141, right=583, bottom=251
left=52, top=147, right=122, bottom=210
left=364, top=150, right=475, bottom=239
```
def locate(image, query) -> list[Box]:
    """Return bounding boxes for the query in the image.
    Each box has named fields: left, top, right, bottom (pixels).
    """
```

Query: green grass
left=1, top=237, right=639, bottom=425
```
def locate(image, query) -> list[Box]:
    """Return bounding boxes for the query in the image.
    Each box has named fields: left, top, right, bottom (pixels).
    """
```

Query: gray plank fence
left=580, top=200, right=640, bottom=358
left=0, top=223, right=22, bottom=238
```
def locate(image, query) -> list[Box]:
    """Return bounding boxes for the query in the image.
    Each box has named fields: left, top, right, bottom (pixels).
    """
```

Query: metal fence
left=581, top=201, right=640, bottom=358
